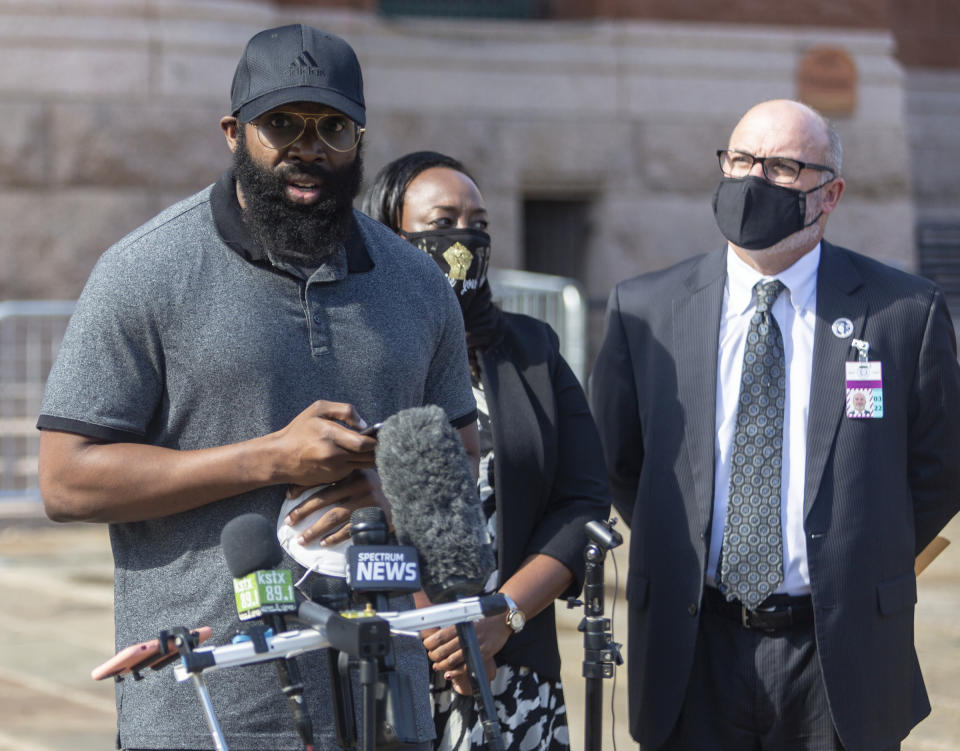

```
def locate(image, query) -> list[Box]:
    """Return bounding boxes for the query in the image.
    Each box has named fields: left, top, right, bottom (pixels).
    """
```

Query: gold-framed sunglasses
left=251, top=111, right=364, bottom=152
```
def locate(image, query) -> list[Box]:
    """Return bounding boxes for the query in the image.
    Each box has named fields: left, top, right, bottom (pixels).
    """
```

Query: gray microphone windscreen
left=376, top=405, right=494, bottom=602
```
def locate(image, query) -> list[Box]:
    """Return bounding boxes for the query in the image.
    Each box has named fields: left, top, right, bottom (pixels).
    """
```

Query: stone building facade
left=1, top=0, right=958, bottom=353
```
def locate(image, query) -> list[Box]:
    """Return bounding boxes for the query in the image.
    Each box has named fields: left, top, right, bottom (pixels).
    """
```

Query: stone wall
left=904, top=68, right=960, bottom=226
left=0, top=0, right=277, bottom=298
left=889, top=0, right=960, bottom=69
left=555, top=0, right=890, bottom=28
left=0, top=0, right=915, bottom=338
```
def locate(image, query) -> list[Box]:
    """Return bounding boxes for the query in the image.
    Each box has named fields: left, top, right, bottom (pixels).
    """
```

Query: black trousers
left=659, top=601, right=900, bottom=751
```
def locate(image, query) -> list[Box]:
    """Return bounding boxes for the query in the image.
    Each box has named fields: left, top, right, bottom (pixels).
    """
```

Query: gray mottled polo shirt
left=38, top=171, right=476, bottom=750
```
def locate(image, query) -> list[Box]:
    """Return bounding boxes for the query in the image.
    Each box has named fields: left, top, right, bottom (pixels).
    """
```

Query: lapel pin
left=832, top=318, right=854, bottom=338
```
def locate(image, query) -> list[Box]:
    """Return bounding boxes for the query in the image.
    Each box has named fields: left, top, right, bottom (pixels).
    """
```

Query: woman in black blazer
left=362, top=152, right=611, bottom=751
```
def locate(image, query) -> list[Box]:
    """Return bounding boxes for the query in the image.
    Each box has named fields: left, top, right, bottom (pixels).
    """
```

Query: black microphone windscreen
left=308, top=573, right=351, bottom=600
left=376, top=405, right=494, bottom=602
left=307, top=574, right=352, bottom=611
left=351, top=506, right=385, bottom=525
left=221, top=513, right=285, bottom=578
left=350, top=505, right=388, bottom=545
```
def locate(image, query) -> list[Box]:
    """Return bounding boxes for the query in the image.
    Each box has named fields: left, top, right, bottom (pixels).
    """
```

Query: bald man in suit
left=590, top=99, right=960, bottom=751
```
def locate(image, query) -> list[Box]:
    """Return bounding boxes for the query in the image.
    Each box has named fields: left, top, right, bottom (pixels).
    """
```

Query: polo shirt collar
left=210, top=168, right=373, bottom=275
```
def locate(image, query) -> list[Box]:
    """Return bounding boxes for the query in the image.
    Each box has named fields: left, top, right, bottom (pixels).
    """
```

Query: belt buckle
left=740, top=604, right=793, bottom=630
left=775, top=605, right=795, bottom=630
left=749, top=605, right=794, bottom=631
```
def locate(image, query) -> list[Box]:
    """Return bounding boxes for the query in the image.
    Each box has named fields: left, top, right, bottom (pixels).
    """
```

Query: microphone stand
left=567, top=519, right=623, bottom=751
left=129, top=595, right=506, bottom=751
left=347, top=508, right=419, bottom=750
left=308, top=577, right=357, bottom=750
left=264, top=612, right=315, bottom=751
left=329, top=648, right=357, bottom=749
left=455, top=619, right=505, bottom=751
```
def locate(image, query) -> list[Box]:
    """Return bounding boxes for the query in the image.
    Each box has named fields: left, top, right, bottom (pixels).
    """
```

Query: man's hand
left=37, top=399, right=380, bottom=524
left=422, top=615, right=511, bottom=696
left=283, top=468, right=390, bottom=546
left=268, top=400, right=377, bottom=487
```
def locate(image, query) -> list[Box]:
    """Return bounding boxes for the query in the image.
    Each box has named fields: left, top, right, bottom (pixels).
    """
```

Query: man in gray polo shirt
left=37, top=24, right=478, bottom=751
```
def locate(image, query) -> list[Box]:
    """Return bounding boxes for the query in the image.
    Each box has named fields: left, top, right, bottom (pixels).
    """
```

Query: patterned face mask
left=401, top=228, right=492, bottom=312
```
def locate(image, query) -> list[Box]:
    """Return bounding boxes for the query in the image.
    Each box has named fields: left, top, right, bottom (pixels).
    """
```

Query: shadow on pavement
left=1, top=508, right=957, bottom=751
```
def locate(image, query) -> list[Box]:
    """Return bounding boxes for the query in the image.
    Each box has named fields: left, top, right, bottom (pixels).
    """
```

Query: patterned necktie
left=720, top=279, right=786, bottom=610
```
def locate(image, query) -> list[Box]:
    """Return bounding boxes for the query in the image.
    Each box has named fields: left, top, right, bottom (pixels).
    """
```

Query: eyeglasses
left=717, top=149, right=835, bottom=185
left=250, top=111, right=364, bottom=152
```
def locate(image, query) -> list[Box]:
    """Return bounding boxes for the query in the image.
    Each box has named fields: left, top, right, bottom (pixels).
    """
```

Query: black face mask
left=712, top=176, right=825, bottom=250
left=401, top=228, right=492, bottom=312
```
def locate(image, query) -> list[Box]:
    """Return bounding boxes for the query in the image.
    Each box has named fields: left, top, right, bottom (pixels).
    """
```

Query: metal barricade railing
left=0, top=276, right=585, bottom=505
left=0, top=301, right=75, bottom=504
left=488, top=268, right=588, bottom=384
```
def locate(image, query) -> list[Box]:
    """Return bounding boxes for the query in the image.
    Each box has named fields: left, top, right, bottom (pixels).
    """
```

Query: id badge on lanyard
left=845, top=338, right=883, bottom=418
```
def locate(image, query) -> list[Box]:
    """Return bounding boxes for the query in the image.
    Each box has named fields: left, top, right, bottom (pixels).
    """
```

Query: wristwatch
left=502, top=593, right=526, bottom=634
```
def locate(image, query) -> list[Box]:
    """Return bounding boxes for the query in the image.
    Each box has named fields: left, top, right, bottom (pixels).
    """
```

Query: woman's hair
left=360, top=151, right=476, bottom=232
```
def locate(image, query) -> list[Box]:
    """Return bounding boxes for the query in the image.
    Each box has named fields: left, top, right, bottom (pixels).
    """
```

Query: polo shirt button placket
left=307, top=305, right=329, bottom=355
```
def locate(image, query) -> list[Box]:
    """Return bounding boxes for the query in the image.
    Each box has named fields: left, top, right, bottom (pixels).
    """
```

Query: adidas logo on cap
left=289, top=51, right=326, bottom=78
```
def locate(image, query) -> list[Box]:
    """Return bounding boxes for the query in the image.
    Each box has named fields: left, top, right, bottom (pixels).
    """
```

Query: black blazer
left=590, top=241, right=960, bottom=751
left=477, top=312, right=611, bottom=680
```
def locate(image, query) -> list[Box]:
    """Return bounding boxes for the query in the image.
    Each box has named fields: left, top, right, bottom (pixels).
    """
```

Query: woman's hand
left=422, top=614, right=511, bottom=695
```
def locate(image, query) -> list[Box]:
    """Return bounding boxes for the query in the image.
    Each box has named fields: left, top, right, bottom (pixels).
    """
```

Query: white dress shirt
left=706, top=244, right=820, bottom=596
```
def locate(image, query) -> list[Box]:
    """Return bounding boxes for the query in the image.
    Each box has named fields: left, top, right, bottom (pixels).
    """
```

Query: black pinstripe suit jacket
left=590, top=240, right=960, bottom=751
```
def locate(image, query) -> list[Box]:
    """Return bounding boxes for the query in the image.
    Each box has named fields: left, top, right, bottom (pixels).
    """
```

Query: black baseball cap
left=231, top=24, right=365, bottom=126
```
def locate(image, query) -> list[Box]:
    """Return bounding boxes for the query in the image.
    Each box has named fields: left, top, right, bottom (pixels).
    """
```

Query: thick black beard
left=233, top=128, right=363, bottom=268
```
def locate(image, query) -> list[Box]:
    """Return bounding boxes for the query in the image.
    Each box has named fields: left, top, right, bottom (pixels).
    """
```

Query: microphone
left=220, top=514, right=315, bottom=751
left=375, top=405, right=495, bottom=603
left=222, top=513, right=298, bottom=622
left=346, top=506, right=422, bottom=601
left=222, top=513, right=286, bottom=576
left=297, top=572, right=398, bottom=751
left=288, top=509, right=418, bottom=750
left=376, top=405, right=504, bottom=751
left=346, top=506, right=420, bottom=749
left=351, top=505, right=389, bottom=545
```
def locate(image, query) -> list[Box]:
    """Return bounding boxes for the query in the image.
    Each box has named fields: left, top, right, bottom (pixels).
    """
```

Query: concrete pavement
left=0, top=507, right=957, bottom=750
